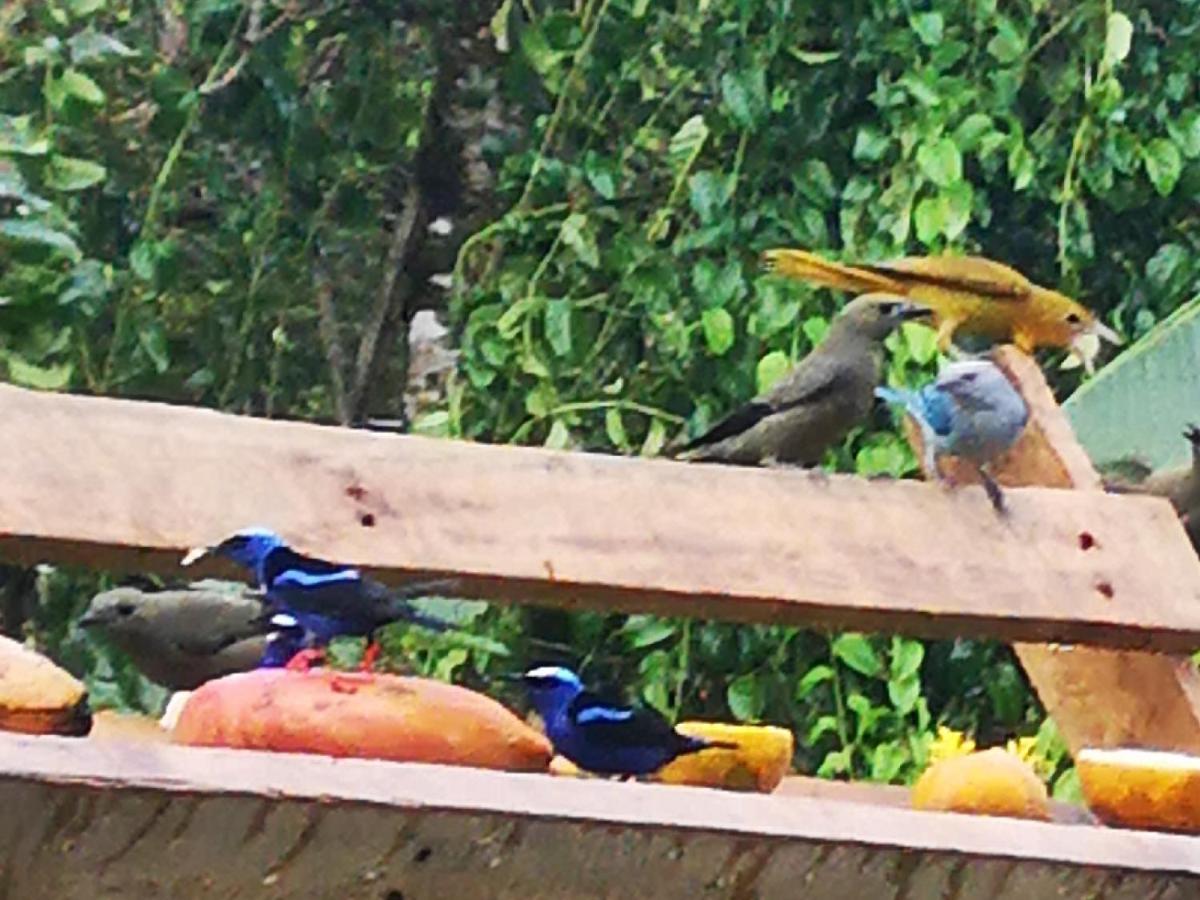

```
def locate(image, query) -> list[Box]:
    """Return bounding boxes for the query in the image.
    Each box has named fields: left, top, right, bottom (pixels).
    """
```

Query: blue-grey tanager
left=876, top=359, right=1029, bottom=512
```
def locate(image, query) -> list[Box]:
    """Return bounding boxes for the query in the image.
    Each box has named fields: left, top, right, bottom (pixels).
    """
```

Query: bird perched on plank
left=762, top=248, right=1122, bottom=372
left=78, top=581, right=271, bottom=690
left=674, top=293, right=931, bottom=466
left=515, top=666, right=735, bottom=778
left=181, top=527, right=456, bottom=669
left=1104, top=425, right=1200, bottom=552
left=876, top=359, right=1029, bottom=512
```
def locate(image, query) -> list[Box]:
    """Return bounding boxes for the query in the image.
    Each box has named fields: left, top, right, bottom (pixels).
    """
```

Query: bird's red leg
left=284, top=648, right=326, bottom=672
left=359, top=641, right=382, bottom=672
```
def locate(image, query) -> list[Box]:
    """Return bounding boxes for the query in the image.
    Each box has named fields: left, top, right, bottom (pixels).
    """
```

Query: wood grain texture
left=2, top=383, right=1200, bottom=649
left=0, top=734, right=1196, bottom=900
left=914, top=347, right=1200, bottom=754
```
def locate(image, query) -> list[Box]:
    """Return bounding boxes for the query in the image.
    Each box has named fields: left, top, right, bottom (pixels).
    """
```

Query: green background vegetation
left=3, top=0, right=1198, bottom=795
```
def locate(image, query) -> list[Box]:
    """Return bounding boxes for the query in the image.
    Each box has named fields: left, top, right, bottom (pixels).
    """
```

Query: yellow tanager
left=761, top=248, right=1122, bottom=372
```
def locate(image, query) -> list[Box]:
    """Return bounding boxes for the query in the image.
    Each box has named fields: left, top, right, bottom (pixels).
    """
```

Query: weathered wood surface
left=0, top=734, right=1196, bottom=900
left=2, top=383, right=1200, bottom=650
left=917, top=348, right=1200, bottom=755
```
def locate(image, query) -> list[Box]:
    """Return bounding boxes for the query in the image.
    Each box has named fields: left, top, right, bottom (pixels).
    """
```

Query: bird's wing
left=863, top=256, right=1031, bottom=300
left=261, top=547, right=366, bottom=616
left=761, top=249, right=906, bottom=294
left=678, top=359, right=852, bottom=452
left=149, top=589, right=271, bottom=656
left=913, top=387, right=956, bottom=437
left=568, top=691, right=678, bottom=748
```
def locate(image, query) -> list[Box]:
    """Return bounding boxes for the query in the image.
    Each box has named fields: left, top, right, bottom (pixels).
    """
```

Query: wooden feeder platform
left=2, top=347, right=1200, bottom=897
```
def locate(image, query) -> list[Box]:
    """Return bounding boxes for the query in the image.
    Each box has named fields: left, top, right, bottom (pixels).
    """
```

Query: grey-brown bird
left=1104, top=425, right=1200, bottom=552
left=674, top=293, right=931, bottom=466
left=78, top=581, right=270, bottom=690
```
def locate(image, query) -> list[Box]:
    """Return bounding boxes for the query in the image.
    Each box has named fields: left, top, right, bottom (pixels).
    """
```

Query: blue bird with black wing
left=516, top=665, right=735, bottom=778
left=182, top=527, right=456, bottom=668
left=876, top=358, right=1028, bottom=512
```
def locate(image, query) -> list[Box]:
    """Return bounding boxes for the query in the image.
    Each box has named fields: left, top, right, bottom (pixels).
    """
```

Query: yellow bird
left=762, top=248, right=1122, bottom=372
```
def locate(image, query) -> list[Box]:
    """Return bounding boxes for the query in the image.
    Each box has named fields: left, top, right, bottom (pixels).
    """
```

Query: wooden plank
left=1, top=384, right=1200, bottom=650
left=916, top=348, right=1200, bottom=755
left=0, top=734, right=1196, bottom=899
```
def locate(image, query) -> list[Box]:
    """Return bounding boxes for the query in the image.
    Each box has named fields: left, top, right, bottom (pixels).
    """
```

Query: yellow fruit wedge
left=0, top=635, right=91, bottom=736
left=654, top=722, right=793, bottom=792
left=1077, top=747, right=1200, bottom=832
left=912, top=747, right=1049, bottom=820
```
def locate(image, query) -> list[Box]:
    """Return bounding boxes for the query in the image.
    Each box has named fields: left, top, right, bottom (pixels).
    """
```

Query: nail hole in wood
left=361, top=513, right=376, bottom=528
left=1096, top=581, right=1114, bottom=599
left=1078, top=531, right=1096, bottom=551
left=414, top=847, right=432, bottom=864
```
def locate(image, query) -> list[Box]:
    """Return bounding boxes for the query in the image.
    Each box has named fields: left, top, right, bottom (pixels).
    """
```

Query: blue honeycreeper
left=180, top=527, right=457, bottom=646
left=876, top=358, right=1029, bottom=512
left=674, top=294, right=931, bottom=466
left=517, top=666, right=735, bottom=778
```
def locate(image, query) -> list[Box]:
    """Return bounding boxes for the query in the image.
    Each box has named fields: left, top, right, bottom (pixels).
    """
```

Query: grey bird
left=674, top=293, right=931, bottom=466
left=78, top=580, right=271, bottom=690
left=1104, top=425, right=1200, bottom=552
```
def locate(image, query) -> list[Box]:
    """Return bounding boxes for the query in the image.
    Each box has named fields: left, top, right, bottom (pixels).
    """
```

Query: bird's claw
left=284, top=648, right=326, bottom=672
left=359, top=641, right=382, bottom=672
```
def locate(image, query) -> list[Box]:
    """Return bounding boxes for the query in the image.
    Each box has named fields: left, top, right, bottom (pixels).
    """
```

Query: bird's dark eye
left=1065, top=312, right=1082, bottom=324
left=879, top=302, right=900, bottom=316
left=116, top=603, right=135, bottom=617
left=960, top=372, right=978, bottom=383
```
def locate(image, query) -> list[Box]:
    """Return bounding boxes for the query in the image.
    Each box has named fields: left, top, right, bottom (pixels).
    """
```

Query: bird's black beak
left=77, top=609, right=105, bottom=629
left=897, top=302, right=933, bottom=322
left=180, top=546, right=210, bottom=567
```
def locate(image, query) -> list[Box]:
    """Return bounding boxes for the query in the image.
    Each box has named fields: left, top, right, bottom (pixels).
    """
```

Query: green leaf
left=544, top=299, right=573, bottom=356
left=701, top=308, right=735, bottom=355
left=59, top=68, right=106, bottom=105
left=817, top=747, right=852, bottom=777
left=870, top=741, right=909, bottom=782
left=0, top=115, right=50, bottom=156
left=1065, top=298, right=1199, bottom=471
left=0, top=219, right=81, bottom=261
left=720, top=69, right=768, bottom=129
left=640, top=418, right=666, bottom=457
left=853, top=127, right=890, bottom=162
left=66, top=0, right=106, bottom=15
left=5, top=355, right=73, bottom=390
left=726, top=672, right=766, bottom=721
left=795, top=664, right=834, bottom=700
left=1143, top=138, right=1182, bottom=196
left=604, top=407, right=629, bottom=450
left=44, top=155, right=107, bottom=191
left=910, top=12, right=943, bottom=46
left=831, top=632, right=882, bottom=678
left=1146, top=243, right=1187, bottom=288
left=68, top=30, right=137, bottom=64
left=667, top=115, right=709, bottom=172
left=916, top=137, right=962, bottom=187
left=688, top=170, right=731, bottom=224
left=788, top=48, right=840, bottom=65
left=987, top=18, right=1026, bottom=64
left=1008, top=140, right=1035, bottom=190
left=544, top=419, right=572, bottom=449
left=138, top=322, right=170, bottom=373
left=953, top=113, right=994, bottom=152
left=1167, top=110, right=1200, bottom=159
left=755, top=350, right=791, bottom=394
left=901, top=321, right=938, bottom=364
left=621, top=616, right=676, bottom=649
left=489, top=0, right=514, bottom=52
left=890, top=637, right=925, bottom=681
left=913, top=195, right=946, bottom=244
left=129, top=240, right=157, bottom=282
left=1104, top=12, right=1133, bottom=68
left=941, top=180, right=973, bottom=239
left=583, top=150, right=617, bottom=199
left=560, top=213, right=599, bottom=268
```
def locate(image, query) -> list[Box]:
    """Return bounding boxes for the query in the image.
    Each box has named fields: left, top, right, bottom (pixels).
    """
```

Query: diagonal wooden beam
left=919, top=347, right=1200, bottom=754
left=1, top=382, right=1200, bottom=650
left=0, top=734, right=1196, bottom=898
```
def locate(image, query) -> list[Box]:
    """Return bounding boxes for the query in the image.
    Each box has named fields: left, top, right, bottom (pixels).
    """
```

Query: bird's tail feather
left=388, top=578, right=461, bottom=632
left=762, top=248, right=903, bottom=295
left=874, top=385, right=912, bottom=407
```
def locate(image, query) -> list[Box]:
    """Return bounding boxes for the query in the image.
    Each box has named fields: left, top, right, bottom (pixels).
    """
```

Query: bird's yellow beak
left=1089, top=319, right=1123, bottom=346
left=180, top=547, right=209, bottom=567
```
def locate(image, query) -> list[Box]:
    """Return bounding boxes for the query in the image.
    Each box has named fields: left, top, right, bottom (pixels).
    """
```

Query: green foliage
left=4, top=0, right=1199, bottom=788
